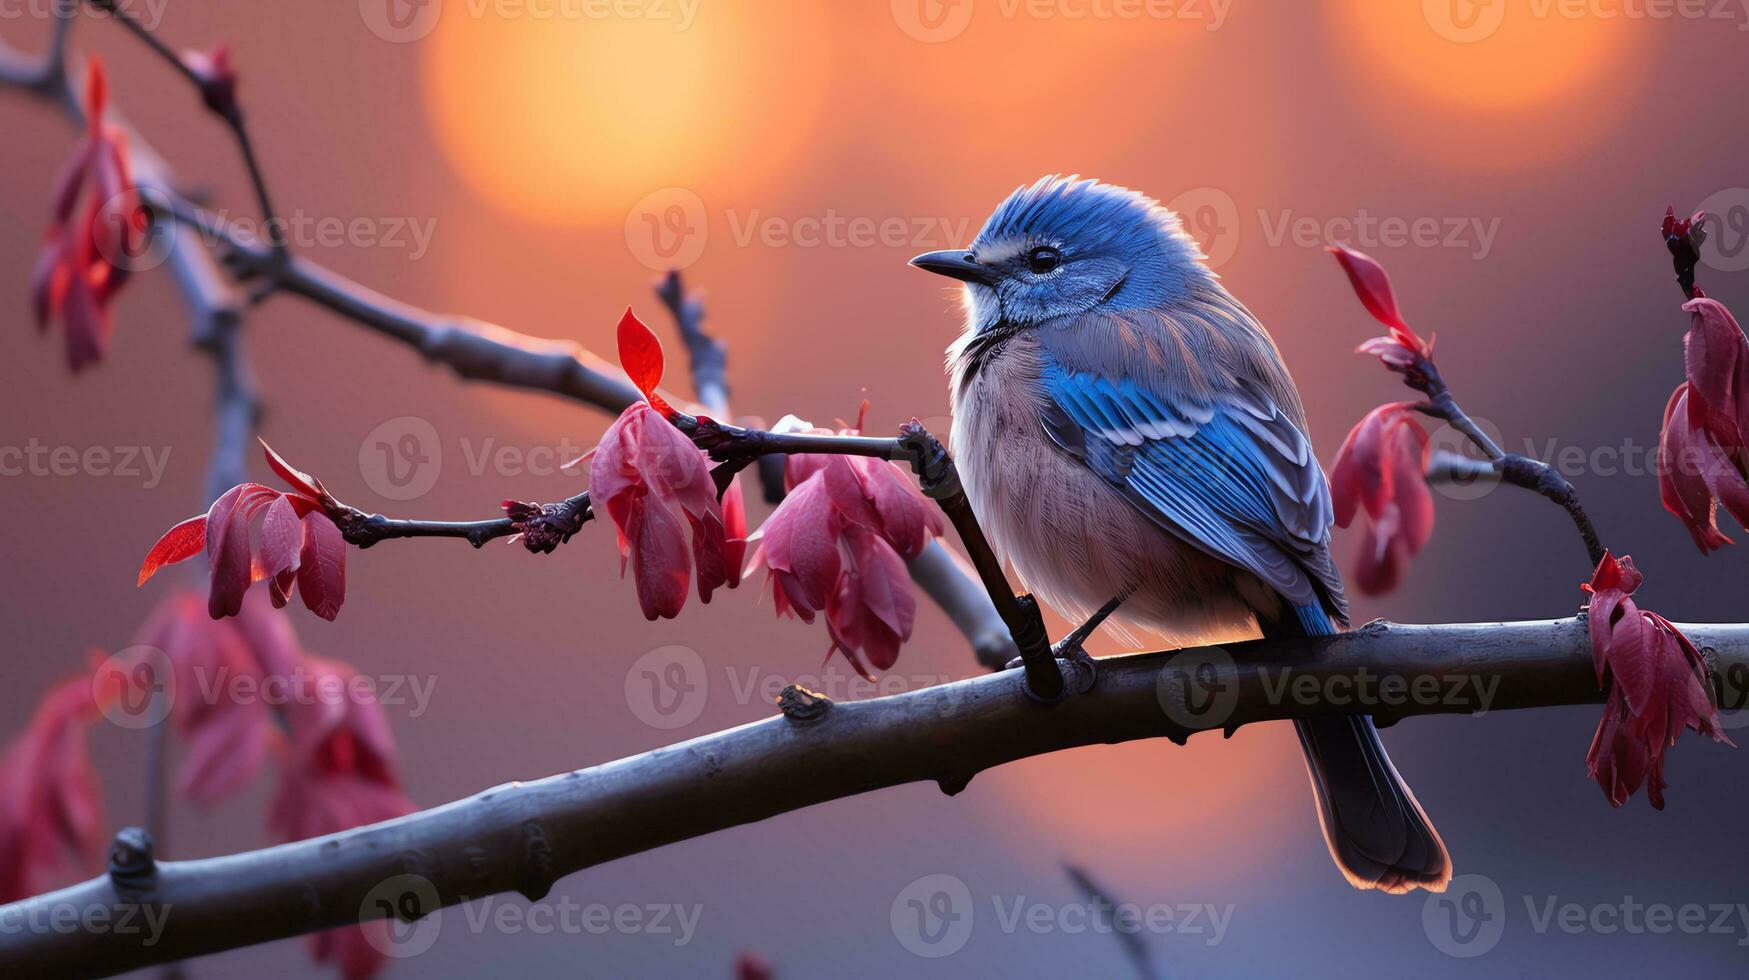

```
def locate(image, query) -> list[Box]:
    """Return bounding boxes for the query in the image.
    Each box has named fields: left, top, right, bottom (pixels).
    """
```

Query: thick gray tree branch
left=2, top=617, right=1743, bottom=976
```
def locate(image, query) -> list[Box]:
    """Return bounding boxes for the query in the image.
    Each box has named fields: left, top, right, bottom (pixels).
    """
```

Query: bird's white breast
left=949, top=331, right=1267, bottom=647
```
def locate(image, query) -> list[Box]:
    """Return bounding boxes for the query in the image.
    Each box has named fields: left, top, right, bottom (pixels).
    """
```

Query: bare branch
left=656, top=271, right=727, bottom=416
left=5, top=617, right=1744, bottom=976
left=1408, top=356, right=1608, bottom=569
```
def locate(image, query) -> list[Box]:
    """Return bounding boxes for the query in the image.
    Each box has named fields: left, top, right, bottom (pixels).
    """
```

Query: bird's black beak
left=909, top=249, right=994, bottom=286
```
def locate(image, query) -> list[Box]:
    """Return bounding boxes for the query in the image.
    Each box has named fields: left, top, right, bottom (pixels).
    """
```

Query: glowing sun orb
left=421, top=3, right=833, bottom=225
left=1329, top=0, right=1634, bottom=112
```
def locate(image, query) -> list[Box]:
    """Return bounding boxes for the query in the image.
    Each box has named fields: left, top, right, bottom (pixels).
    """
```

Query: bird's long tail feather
left=1272, top=604, right=1452, bottom=894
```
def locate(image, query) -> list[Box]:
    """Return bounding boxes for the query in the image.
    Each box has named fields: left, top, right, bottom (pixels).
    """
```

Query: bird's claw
left=1051, top=636, right=1098, bottom=694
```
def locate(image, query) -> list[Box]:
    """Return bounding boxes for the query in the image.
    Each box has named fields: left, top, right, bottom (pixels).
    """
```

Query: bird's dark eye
left=1025, top=246, right=1062, bottom=274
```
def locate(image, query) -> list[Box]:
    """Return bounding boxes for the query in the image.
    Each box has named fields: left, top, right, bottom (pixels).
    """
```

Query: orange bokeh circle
left=421, top=3, right=834, bottom=225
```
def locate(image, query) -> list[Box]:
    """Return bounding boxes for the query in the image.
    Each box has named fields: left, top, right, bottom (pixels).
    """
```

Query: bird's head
left=911, top=175, right=1213, bottom=332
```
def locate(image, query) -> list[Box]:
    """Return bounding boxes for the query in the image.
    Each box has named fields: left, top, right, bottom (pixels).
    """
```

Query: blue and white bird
left=911, top=176, right=1450, bottom=893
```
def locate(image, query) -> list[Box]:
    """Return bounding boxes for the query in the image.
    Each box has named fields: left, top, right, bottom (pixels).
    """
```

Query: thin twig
left=656, top=271, right=728, bottom=416
left=85, top=0, right=286, bottom=256
left=1409, top=360, right=1607, bottom=569
left=1064, top=864, right=1159, bottom=980
left=331, top=491, right=593, bottom=552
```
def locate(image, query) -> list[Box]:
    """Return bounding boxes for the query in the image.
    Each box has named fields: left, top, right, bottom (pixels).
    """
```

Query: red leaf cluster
left=748, top=412, right=945, bottom=677
left=134, top=591, right=408, bottom=978
left=140, top=440, right=347, bottom=621
left=591, top=308, right=744, bottom=619
left=131, top=593, right=283, bottom=805
left=1328, top=245, right=1436, bottom=381
left=591, top=402, right=743, bottom=619
left=0, top=668, right=105, bottom=903
left=247, top=614, right=412, bottom=980
left=1330, top=403, right=1434, bottom=595
left=1658, top=298, right=1749, bottom=552
left=31, top=58, right=147, bottom=373
left=1582, top=553, right=1731, bottom=808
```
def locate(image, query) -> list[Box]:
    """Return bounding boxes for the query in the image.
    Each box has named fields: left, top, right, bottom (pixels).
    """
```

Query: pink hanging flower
left=1658, top=298, right=1749, bottom=551
left=0, top=668, right=107, bottom=902
left=268, top=654, right=414, bottom=980
left=1582, top=553, right=1731, bottom=808
left=748, top=410, right=945, bottom=676
left=1329, top=403, right=1434, bottom=595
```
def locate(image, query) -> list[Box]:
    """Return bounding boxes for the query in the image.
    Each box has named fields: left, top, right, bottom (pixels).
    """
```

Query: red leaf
left=1328, top=246, right=1433, bottom=363
left=721, top=475, right=748, bottom=588
left=84, top=58, right=109, bottom=140
left=0, top=672, right=105, bottom=902
left=178, top=691, right=272, bottom=806
left=1329, top=245, right=1410, bottom=330
left=1682, top=298, right=1748, bottom=443
left=853, top=455, right=943, bottom=559
left=259, top=438, right=328, bottom=503
left=616, top=306, right=674, bottom=416
left=60, top=268, right=108, bottom=373
left=628, top=493, right=691, bottom=620
left=758, top=475, right=844, bottom=620
left=30, top=238, right=66, bottom=332
left=49, top=139, right=96, bottom=225
left=205, top=484, right=278, bottom=619
left=260, top=493, right=304, bottom=580
left=296, top=512, right=347, bottom=621
left=139, top=514, right=208, bottom=586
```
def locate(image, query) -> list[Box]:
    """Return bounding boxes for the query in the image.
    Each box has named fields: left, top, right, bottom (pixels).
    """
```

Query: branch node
left=515, top=821, right=555, bottom=903
left=897, top=420, right=959, bottom=499
left=107, top=827, right=157, bottom=894
left=777, top=684, right=833, bottom=724
left=936, top=773, right=973, bottom=796
left=1356, top=619, right=1394, bottom=638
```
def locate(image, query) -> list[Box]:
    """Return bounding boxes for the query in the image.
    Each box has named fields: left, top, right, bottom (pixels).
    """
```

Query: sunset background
left=4, top=2, right=1749, bottom=975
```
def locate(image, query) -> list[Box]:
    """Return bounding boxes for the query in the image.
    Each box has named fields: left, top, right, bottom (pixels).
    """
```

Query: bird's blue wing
left=1039, top=352, right=1347, bottom=622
